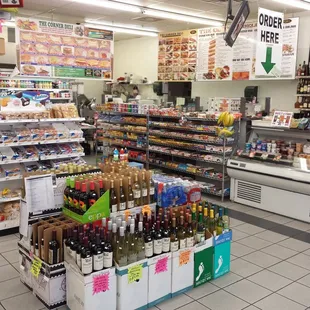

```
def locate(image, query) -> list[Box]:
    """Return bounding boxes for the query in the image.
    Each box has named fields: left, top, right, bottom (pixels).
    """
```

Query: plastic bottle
left=119, top=148, right=125, bottom=161
left=113, top=148, right=119, bottom=162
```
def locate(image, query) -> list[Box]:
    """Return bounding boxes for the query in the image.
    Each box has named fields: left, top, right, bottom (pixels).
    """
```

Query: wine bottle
left=88, top=181, right=98, bottom=207
left=68, top=179, right=76, bottom=210
left=144, top=222, right=153, bottom=258
left=136, top=221, right=145, bottom=260
left=178, top=215, right=186, bottom=249
left=216, top=208, right=224, bottom=235
left=128, top=224, right=138, bottom=264
left=30, top=233, right=34, bottom=253
left=209, top=209, right=216, bottom=236
left=162, top=219, right=171, bottom=253
left=142, top=172, right=148, bottom=205
left=119, top=179, right=126, bottom=211
left=64, top=177, right=71, bottom=208
left=196, top=213, right=206, bottom=244
left=65, top=227, right=72, bottom=256
left=186, top=214, right=195, bottom=247
left=153, top=220, right=163, bottom=255
left=127, top=177, right=135, bottom=209
left=76, top=232, right=84, bottom=268
left=133, top=174, right=141, bottom=207
left=93, top=233, right=104, bottom=271
left=99, top=179, right=105, bottom=197
left=79, top=182, right=89, bottom=214
left=103, top=231, right=113, bottom=268
left=223, top=208, right=230, bottom=232
left=48, top=230, right=59, bottom=265
left=149, top=172, right=155, bottom=203
left=115, top=227, right=128, bottom=267
left=170, top=217, right=179, bottom=252
left=69, top=229, right=78, bottom=260
left=110, top=180, right=118, bottom=213
left=81, top=237, right=92, bottom=275
left=73, top=181, right=81, bottom=213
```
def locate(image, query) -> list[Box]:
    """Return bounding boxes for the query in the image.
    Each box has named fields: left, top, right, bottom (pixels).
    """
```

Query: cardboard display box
left=116, top=259, right=148, bottom=310
left=213, top=230, right=232, bottom=279
left=194, top=234, right=214, bottom=288
left=66, top=262, right=116, bottom=310
left=147, top=253, right=172, bottom=308
left=171, top=247, right=194, bottom=297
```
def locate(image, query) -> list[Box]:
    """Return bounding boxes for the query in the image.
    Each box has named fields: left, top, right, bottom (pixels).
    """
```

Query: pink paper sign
left=155, top=256, right=168, bottom=274
left=92, top=272, right=110, bottom=295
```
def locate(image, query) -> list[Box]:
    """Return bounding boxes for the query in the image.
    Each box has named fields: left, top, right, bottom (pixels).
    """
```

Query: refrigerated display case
left=227, top=120, right=310, bottom=222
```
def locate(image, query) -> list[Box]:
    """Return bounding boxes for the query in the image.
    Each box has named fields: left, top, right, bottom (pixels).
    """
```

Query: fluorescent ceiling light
left=73, top=0, right=141, bottom=13
left=85, top=23, right=158, bottom=37
left=271, top=0, right=310, bottom=10
left=85, top=19, right=158, bottom=32
left=143, top=9, right=223, bottom=26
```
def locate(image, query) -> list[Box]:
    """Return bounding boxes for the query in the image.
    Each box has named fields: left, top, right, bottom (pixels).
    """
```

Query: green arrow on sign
left=261, top=47, right=276, bottom=74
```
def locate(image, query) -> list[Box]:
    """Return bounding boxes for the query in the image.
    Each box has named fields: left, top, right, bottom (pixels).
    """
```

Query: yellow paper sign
left=30, top=258, right=42, bottom=278
left=128, top=264, right=143, bottom=284
left=142, top=205, right=151, bottom=217
left=179, top=250, right=191, bottom=267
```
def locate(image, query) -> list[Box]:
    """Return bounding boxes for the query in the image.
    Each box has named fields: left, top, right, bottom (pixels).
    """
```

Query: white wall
left=0, top=27, right=17, bottom=64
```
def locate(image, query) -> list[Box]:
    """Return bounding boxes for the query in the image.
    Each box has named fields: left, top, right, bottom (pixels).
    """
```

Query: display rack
left=95, top=107, right=239, bottom=201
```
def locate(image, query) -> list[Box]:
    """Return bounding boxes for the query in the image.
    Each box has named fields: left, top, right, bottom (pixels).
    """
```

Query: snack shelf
left=110, top=128, right=147, bottom=135
left=40, top=118, right=85, bottom=122
left=149, top=124, right=216, bottom=134
left=0, top=87, right=71, bottom=91
left=101, top=111, right=147, bottom=116
left=0, top=118, right=85, bottom=125
left=149, top=140, right=231, bottom=153
left=0, top=197, right=21, bottom=203
left=0, top=175, right=23, bottom=182
left=149, top=161, right=227, bottom=181
left=110, top=142, right=147, bottom=151
left=149, top=114, right=219, bottom=122
left=101, top=134, right=137, bottom=142
left=128, top=156, right=147, bottom=163
left=0, top=138, right=84, bottom=148
left=201, top=188, right=230, bottom=197
left=0, top=157, right=39, bottom=164
left=40, top=153, right=85, bottom=160
left=149, top=131, right=230, bottom=144
left=0, top=218, right=19, bottom=230
left=149, top=149, right=225, bottom=164
left=109, top=121, right=147, bottom=126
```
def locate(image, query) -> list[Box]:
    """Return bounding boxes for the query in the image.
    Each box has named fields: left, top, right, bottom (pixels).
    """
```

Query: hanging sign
left=255, top=8, right=284, bottom=77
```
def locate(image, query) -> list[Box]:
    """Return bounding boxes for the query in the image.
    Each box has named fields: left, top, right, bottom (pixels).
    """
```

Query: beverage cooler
left=227, top=120, right=310, bottom=223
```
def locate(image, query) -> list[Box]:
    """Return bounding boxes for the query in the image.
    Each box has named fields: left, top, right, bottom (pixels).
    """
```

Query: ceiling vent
left=132, top=16, right=163, bottom=23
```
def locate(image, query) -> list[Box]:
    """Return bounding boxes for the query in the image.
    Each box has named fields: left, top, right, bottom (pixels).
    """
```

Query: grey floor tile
left=237, top=236, right=272, bottom=250
left=0, top=305, right=4, bottom=310
left=211, top=272, right=242, bottom=289
left=231, top=242, right=256, bottom=257
left=233, top=223, right=265, bottom=235
left=230, top=218, right=245, bottom=228
left=248, top=269, right=292, bottom=292
left=278, top=282, right=310, bottom=307
left=242, top=251, right=281, bottom=268
left=245, top=208, right=272, bottom=218
left=230, top=258, right=262, bottom=278
left=261, top=244, right=298, bottom=260
left=287, top=253, right=310, bottom=271
left=243, top=307, right=260, bottom=310
left=178, top=301, right=209, bottom=310
left=268, top=261, right=310, bottom=281
left=231, top=229, right=249, bottom=242
left=231, top=254, right=238, bottom=261
left=11, top=262, right=19, bottom=272
left=2, top=292, right=45, bottom=310
left=265, top=214, right=293, bottom=224
left=225, top=279, right=271, bottom=304
left=285, top=220, right=310, bottom=231
left=303, top=248, right=310, bottom=256
left=157, top=294, right=192, bottom=310
left=185, top=283, right=219, bottom=300
left=0, top=235, right=18, bottom=243
left=198, top=290, right=249, bottom=310
left=278, top=238, right=310, bottom=252
left=0, top=278, right=29, bottom=300
left=297, top=274, right=310, bottom=288
left=254, top=230, right=289, bottom=243
left=0, top=265, right=19, bottom=282
left=0, top=240, right=17, bottom=253
left=2, top=250, right=18, bottom=264
left=227, top=203, right=254, bottom=213
left=0, top=255, right=9, bottom=267
left=254, top=293, right=305, bottom=310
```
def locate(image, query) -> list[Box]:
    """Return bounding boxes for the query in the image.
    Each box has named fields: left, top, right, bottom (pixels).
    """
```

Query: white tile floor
left=2, top=201, right=310, bottom=309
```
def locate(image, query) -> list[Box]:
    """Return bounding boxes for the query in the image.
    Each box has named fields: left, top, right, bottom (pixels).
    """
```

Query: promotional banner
left=196, top=18, right=298, bottom=81
left=255, top=8, right=284, bottom=77
left=158, top=29, right=198, bottom=81
left=16, top=18, right=114, bottom=80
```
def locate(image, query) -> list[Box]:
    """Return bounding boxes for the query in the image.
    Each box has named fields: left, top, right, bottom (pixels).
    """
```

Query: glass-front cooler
left=227, top=120, right=310, bottom=222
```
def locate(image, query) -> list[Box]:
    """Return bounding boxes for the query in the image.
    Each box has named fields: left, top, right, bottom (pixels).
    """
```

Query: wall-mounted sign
left=16, top=18, right=114, bottom=80
left=255, top=8, right=284, bottom=77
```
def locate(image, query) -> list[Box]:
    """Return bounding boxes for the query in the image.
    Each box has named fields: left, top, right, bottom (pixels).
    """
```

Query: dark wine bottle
left=153, top=220, right=163, bottom=255
left=81, top=237, right=92, bottom=275
left=99, top=179, right=105, bottom=197
left=48, top=230, right=59, bottom=265
left=103, top=231, right=113, bottom=268
left=144, top=223, right=153, bottom=258
left=88, top=181, right=98, bottom=207
left=79, top=182, right=89, bottom=214
left=76, top=232, right=84, bottom=268
left=69, top=229, right=78, bottom=260
left=93, top=233, right=104, bottom=271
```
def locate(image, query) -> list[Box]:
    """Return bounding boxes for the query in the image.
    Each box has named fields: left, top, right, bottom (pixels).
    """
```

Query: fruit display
left=216, top=112, right=235, bottom=137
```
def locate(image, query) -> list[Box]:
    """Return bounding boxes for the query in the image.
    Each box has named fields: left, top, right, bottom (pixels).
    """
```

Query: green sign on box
left=194, top=236, right=214, bottom=288
left=54, top=67, right=103, bottom=78
left=63, top=190, right=110, bottom=224
left=213, top=230, right=232, bottom=279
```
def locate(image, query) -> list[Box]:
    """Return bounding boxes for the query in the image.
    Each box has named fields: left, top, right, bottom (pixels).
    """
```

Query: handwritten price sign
left=128, top=264, right=143, bottom=284
left=93, top=272, right=110, bottom=295
left=30, top=257, right=42, bottom=278
left=179, top=249, right=191, bottom=267
left=155, top=256, right=168, bottom=274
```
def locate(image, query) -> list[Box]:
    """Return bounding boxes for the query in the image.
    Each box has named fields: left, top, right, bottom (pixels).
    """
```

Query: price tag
left=92, top=273, right=110, bottom=295
left=30, top=257, right=42, bottom=278
left=128, top=264, right=143, bottom=284
left=155, top=256, right=168, bottom=274
left=179, top=249, right=191, bottom=266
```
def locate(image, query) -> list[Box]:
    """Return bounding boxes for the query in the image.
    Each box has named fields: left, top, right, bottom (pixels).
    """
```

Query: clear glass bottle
left=127, top=177, right=135, bottom=209
left=136, top=221, right=145, bottom=260
left=115, top=227, right=128, bottom=267
left=170, top=217, right=179, bottom=252
left=127, top=224, right=137, bottom=264
left=119, top=179, right=126, bottom=211
left=142, top=172, right=148, bottom=205
left=196, top=213, right=206, bottom=244
left=133, top=174, right=141, bottom=207
left=178, top=215, right=186, bottom=249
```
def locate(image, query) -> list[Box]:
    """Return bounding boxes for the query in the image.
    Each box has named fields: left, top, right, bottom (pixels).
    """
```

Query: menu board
left=16, top=18, right=114, bottom=80
left=196, top=18, right=299, bottom=81
left=158, top=30, right=198, bottom=81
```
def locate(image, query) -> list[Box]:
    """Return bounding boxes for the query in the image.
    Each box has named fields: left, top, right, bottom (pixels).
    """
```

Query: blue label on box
left=213, top=241, right=231, bottom=279
left=214, top=230, right=232, bottom=246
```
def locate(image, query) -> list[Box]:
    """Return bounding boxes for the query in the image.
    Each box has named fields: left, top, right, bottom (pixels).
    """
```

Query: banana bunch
left=216, top=126, right=235, bottom=137
left=217, top=111, right=235, bottom=127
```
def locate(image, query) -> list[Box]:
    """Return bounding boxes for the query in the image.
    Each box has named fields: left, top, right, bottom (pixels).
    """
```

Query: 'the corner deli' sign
left=255, top=8, right=284, bottom=77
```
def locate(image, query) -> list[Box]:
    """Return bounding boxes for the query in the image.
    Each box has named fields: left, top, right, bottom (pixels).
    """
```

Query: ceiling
left=16, top=0, right=309, bottom=40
